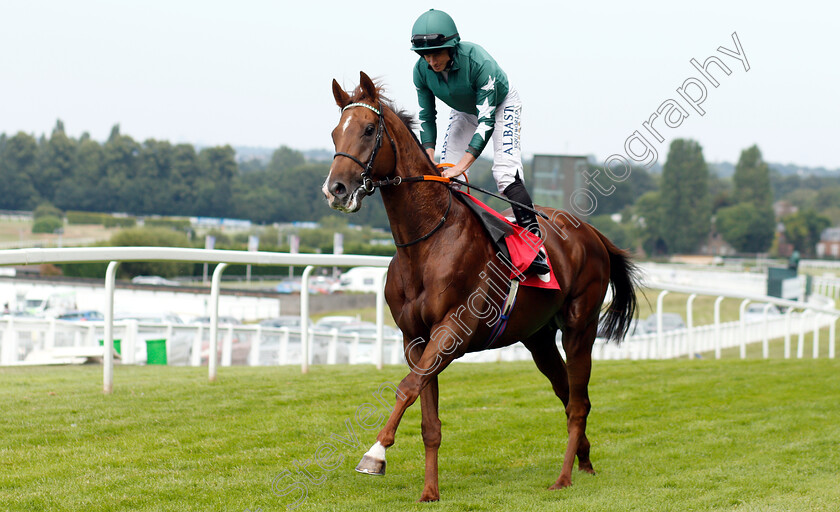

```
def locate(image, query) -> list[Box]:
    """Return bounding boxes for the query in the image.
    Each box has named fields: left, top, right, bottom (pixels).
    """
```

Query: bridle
left=333, top=102, right=397, bottom=195
left=332, top=101, right=451, bottom=247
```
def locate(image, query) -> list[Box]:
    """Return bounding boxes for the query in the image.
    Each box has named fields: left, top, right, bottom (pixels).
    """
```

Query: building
left=531, top=154, right=590, bottom=216
left=816, top=227, right=840, bottom=258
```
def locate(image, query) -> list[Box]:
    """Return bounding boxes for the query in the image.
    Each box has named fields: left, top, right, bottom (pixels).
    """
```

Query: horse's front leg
left=418, top=376, right=441, bottom=502
left=356, top=330, right=457, bottom=484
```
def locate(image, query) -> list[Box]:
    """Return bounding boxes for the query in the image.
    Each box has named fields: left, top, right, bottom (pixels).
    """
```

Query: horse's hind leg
left=523, top=326, right=595, bottom=486
left=551, top=320, right=597, bottom=489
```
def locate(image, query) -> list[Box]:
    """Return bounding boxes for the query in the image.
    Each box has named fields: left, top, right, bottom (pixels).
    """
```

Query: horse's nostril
left=332, top=182, right=347, bottom=198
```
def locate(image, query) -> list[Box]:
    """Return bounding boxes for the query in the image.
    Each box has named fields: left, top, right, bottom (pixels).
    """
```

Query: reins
left=333, top=101, right=548, bottom=248
left=393, top=188, right=452, bottom=247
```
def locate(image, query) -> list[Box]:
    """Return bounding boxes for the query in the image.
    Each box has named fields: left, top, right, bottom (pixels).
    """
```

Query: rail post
left=655, top=290, right=669, bottom=359
left=739, top=299, right=750, bottom=359
left=301, top=265, right=314, bottom=374
left=714, top=296, right=724, bottom=359
left=103, top=261, right=120, bottom=394
left=686, top=294, right=697, bottom=359
left=209, top=262, right=228, bottom=382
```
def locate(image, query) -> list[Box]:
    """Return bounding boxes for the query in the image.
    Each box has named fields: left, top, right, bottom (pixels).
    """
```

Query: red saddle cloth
left=455, top=191, right=560, bottom=290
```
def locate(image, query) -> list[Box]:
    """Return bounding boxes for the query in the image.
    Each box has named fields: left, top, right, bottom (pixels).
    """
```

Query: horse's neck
left=379, top=171, right=457, bottom=253
left=378, top=111, right=466, bottom=255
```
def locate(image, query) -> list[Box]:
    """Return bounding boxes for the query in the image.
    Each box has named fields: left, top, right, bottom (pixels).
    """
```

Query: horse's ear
left=332, top=79, right=350, bottom=108
left=359, top=71, right=378, bottom=102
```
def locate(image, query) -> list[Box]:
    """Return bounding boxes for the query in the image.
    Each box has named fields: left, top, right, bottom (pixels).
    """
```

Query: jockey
left=410, top=8, right=549, bottom=276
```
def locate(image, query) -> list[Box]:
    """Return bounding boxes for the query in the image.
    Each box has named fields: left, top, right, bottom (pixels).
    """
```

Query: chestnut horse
left=324, top=72, right=638, bottom=502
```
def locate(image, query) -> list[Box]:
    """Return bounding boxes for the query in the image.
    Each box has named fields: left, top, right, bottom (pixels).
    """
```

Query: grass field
left=2, top=359, right=839, bottom=512
left=0, top=218, right=118, bottom=247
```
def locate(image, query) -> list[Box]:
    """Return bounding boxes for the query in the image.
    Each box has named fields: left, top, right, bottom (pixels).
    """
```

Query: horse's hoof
left=417, top=496, right=440, bottom=503
left=548, top=477, right=572, bottom=490
left=578, top=462, right=596, bottom=475
left=355, top=455, right=386, bottom=476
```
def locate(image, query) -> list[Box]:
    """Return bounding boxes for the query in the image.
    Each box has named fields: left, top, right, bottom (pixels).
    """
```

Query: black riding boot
left=503, top=175, right=550, bottom=276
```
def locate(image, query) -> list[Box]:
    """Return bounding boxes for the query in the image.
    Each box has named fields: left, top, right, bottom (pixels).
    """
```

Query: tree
left=782, top=210, right=830, bottom=257
left=134, top=139, right=175, bottom=214
left=169, top=144, right=201, bottom=215
left=588, top=165, right=658, bottom=215
left=32, top=216, right=63, bottom=234
left=659, top=139, right=711, bottom=253
left=33, top=202, right=63, bottom=219
left=733, top=145, right=772, bottom=209
left=196, top=146, right=237, bottom=217
left=715, top=203, right=776, bottom=253
left=267, top=146, right=305, bottom=172
left=709, top=172, right=734, bottom=213
left=633, top=191, right=667, bottom=255
left=36, top=120, right=77, bottom=203
left=814, top=186, right=840, bottom=212
left=587, top=215, right=632, bottom=250
left=54, top=136, right=106, bottom=211
left=0, top=132, right=39, bottom=209
left=109, top=227, right=192, bottom=277
left=102, top=125, right=141, bottom=212
left=713, top=145, right=776, bottom=253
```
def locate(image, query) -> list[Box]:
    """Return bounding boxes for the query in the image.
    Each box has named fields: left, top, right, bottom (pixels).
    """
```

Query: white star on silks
left=481, top=76, right=496, bottom=91
left=477, top=98, right=494, bottom=121
left=474, top=122, right=493, bottom=141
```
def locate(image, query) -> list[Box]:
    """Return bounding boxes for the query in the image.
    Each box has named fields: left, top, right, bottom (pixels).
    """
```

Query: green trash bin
left=99, top=339, right=122, bottom=355
left=146, top=339, right=167, bottom=365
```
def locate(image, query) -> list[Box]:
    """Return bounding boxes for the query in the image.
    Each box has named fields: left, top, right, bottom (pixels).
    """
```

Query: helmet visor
left=411, top=33, right=458, bottom=48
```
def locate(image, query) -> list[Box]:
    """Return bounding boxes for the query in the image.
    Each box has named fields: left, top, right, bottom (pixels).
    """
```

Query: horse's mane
left=348, top=83, right=415, bottom=131
left=347, top=82, right=437, bottom=169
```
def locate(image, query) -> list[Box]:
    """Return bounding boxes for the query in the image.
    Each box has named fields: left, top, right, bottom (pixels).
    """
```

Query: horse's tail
left=594, top=229, right=640, bottom=343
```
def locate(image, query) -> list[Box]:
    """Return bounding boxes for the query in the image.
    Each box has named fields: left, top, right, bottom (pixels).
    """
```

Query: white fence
left=813, top=275, right=840, bottom=300
left=7, top=317, right=406, bottom=367
left=1, top=248, right=838, bottom=394
left=0, top=247, right=391, bottom=393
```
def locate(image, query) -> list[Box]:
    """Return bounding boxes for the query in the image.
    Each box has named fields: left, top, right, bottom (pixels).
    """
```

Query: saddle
left=454, top=191, right=559, bottom=290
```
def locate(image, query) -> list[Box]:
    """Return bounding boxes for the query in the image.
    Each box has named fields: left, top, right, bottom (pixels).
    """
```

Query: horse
left=323, top=71, right=638, bottom=502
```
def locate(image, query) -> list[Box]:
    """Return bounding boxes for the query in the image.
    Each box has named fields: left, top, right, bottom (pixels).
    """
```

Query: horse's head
left=324, top=72, right=394, bottom=213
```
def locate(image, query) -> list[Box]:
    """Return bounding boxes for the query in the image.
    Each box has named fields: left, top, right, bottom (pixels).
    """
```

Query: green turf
left=2, top=360, right=839, bottom=511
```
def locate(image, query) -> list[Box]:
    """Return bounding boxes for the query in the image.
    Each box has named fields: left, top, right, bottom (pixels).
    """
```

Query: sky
left=1, top=0, right=839, bottom=169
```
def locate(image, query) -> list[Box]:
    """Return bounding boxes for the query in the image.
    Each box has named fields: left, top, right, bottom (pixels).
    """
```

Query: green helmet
left=410, top=9, right=460, bottom=53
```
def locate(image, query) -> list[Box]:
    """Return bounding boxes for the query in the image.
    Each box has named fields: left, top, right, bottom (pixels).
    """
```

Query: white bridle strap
left=342, top=102, right=381, bottom=115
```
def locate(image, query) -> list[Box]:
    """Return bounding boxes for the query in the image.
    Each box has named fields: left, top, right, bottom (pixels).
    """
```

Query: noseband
left=333, top=102, right=397, bottom=195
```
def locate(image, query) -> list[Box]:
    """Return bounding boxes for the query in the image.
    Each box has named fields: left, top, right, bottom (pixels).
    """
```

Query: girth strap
left=482, top=279, right=520, bottom=351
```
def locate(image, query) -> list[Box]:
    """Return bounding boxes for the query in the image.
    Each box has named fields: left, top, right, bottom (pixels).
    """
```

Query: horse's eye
left=364, top=124, right=375, bottom=137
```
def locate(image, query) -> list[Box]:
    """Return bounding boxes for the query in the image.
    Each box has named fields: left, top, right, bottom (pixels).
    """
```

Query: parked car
left=115, top=312, right=184, bottom=324
left=643, top=313, right=686, bottom=333
left=334, top=267, right=383, bottom=293
left=191, top=318, right=250, bottom=365
left=131, top=275, right=180, bottom=286
left=743, top=303, right=783, bottom=322
left=275, top=277, right=337, bottom=295
left=21, top=290, right=76, bottom=317
left=309, top=276, right=338, bottom=295
left=596, top=317, right=647, bottom=339
left=337, top=322, right=402, bottom=339
left=275, top=279, right=302, bottom=294
left=313, top=315, right=359, bottom=332
left=57, top=310, right=104, bottom=322
left=259, top=316, right=312, bottom=329
left=190, top=316, right=241, bottom=325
